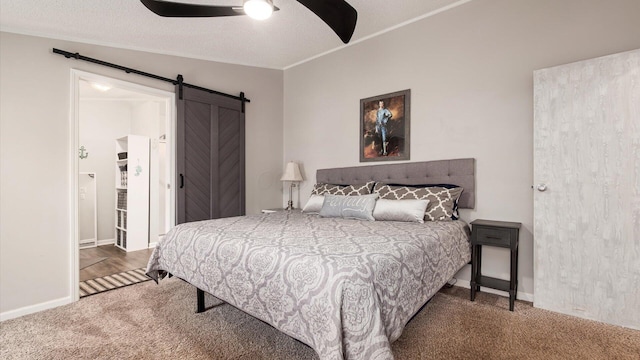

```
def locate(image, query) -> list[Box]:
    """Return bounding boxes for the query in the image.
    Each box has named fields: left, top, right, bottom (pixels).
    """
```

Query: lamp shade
left=280, top=162, right=303, bottom=182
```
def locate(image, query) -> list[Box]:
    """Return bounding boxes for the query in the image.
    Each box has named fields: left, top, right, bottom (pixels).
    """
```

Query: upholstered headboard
left=316, top=158, right=475, bottom=209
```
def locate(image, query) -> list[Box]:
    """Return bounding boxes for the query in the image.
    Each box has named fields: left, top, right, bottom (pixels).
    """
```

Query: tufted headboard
left=316, top=158, right=475, bottom=209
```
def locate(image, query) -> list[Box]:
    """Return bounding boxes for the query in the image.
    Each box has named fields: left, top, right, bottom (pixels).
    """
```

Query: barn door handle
left=180, top=174, right=184, bottom=189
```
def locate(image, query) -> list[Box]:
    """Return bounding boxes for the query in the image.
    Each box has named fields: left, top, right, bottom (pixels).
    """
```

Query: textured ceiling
left=0, top=0, right=467, bottom=69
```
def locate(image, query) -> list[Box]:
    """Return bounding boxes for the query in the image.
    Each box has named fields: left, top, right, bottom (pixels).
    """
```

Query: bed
left=147, top=158, right=475, bottom=360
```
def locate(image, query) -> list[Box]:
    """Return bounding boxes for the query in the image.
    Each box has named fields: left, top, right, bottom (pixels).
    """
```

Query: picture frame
left=360, top=89, right=411, bottom=162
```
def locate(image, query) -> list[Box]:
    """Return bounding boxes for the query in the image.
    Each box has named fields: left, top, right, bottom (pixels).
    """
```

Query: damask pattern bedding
left=146, top=211, right=471, bottom=360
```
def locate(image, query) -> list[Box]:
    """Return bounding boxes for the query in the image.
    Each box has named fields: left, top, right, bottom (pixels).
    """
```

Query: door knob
left=536, top=184, right=547, bottom=192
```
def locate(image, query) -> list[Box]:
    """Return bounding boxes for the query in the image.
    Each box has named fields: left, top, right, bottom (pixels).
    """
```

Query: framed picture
left=360, top=89, right=410, bottom=162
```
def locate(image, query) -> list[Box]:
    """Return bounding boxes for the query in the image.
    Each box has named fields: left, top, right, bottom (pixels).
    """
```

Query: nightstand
left=470, top=219, right=521, bottom=311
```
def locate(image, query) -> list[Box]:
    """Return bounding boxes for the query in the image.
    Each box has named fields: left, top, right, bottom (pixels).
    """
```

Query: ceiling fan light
left=243, top=0, right=273, bottom=20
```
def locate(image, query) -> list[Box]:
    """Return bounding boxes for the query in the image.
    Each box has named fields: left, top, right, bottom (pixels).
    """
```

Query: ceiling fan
left=140, top=0, right=358, bottom=44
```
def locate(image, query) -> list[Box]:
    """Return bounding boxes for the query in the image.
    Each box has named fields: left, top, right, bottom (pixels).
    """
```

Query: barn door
left=176, top=86, right=245, bottom=224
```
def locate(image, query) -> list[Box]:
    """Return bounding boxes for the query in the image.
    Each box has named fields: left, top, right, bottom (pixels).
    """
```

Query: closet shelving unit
left=115, top=135, right=150, bottom=252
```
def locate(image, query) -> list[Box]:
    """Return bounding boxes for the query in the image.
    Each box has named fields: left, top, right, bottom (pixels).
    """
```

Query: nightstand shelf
left=470, top=219, right=521, bottom=311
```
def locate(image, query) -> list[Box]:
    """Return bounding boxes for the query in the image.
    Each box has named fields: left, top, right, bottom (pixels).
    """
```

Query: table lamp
left=281, top=162, right=303, bottom=210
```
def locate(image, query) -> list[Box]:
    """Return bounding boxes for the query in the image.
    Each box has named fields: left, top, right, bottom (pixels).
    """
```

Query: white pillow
left=319, top=194, right=379, bottom=221
left=373, top=199, right=430, bottom=223
left=302, top=194, right=325, bottom=213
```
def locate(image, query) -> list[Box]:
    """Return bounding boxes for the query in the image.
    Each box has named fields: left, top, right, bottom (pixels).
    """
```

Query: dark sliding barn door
left=176, top=86, right=245, bottom=224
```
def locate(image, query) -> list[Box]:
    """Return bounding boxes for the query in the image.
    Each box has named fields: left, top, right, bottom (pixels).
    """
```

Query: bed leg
left=196, top=288, right=205, bottom=313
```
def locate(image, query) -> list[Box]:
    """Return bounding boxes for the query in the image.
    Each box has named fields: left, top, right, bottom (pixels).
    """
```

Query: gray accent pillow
left=372, top=199, right=430, bottom=223
left=302, top=194, right=325, bottom=214
left=311, top=181, right=375, bottom=196
left=319, top=194, right=378, bottom=221
left=373, top=183, right=463, bottom=221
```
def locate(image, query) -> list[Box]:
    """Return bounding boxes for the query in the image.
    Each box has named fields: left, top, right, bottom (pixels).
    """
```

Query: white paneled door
left=533, top=50, right=639, bottom=329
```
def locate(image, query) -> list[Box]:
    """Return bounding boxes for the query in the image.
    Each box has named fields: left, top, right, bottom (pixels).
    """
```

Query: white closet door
left=533, top=49, right=639, bottom=329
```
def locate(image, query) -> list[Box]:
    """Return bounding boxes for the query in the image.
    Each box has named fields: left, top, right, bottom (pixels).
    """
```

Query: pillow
left=386, top=183, right=462, bottom=220
left=319, top=194, right=378, bottom=221
left=302, top=194, right=325, bottom=213
left=311, top=181, right=375, bottom=196
left=373, top=183, right=463, bottom=221
left=372, top=199, right=430, bottom=223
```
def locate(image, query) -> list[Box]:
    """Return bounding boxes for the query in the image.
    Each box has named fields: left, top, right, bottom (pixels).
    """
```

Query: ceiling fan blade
left=295, top=0, right=357, bottom=43
left=140, top=0, right=244, bottom=17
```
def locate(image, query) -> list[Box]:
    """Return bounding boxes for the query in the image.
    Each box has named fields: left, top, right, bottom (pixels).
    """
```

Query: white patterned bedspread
left=147, top=211, right=471, bottom=360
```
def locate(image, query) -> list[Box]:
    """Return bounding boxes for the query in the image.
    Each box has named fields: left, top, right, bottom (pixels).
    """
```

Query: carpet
left=79, top=257, right=108, bottom=270
left=78, top=268, right=151, bottom=298
left=1, top=278, right=638, bottom=360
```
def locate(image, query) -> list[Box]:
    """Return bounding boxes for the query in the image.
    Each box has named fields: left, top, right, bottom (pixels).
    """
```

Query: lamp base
left=284, top=200, right=294, bottom=211
left=284, top=182, right=297, bottom=211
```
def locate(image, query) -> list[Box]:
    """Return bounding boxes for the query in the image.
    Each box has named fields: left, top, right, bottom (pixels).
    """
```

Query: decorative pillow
left=373, top=183, right=463, bottom=221
left=387, top=183, right=463, bottom=220
left=319, top=193, right=378, bottom=221
left=311, top=181, right=375, bottom=196
left=302, top=194, right=325, bottom=214
left=373, top=199, right=430, bottom=223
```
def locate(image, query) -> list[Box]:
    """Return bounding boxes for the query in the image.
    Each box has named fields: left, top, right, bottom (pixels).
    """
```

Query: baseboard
left=453, top=279, right=534, bottom=302
left=97, top=238, right=115, bottom=246
left=148, top=242, right=158, bottom=248
left=0, top=296, right=73, bottom=322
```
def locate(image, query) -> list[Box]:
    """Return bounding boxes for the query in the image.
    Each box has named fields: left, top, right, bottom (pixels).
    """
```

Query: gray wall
left=0, top=32, right=283, bottom=315
left=283, top=0, right=640, bottom=299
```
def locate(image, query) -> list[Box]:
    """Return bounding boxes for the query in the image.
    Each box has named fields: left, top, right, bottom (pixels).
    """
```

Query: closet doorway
left=70, top=70, right=175, bottom=300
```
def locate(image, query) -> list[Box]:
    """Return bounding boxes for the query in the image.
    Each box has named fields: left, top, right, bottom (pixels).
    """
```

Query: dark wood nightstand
left=470, top=219, right=521, bottom=311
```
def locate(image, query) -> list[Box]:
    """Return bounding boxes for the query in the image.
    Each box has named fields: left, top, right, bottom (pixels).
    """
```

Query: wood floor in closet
left=79, top=245, right=154, bottom=282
